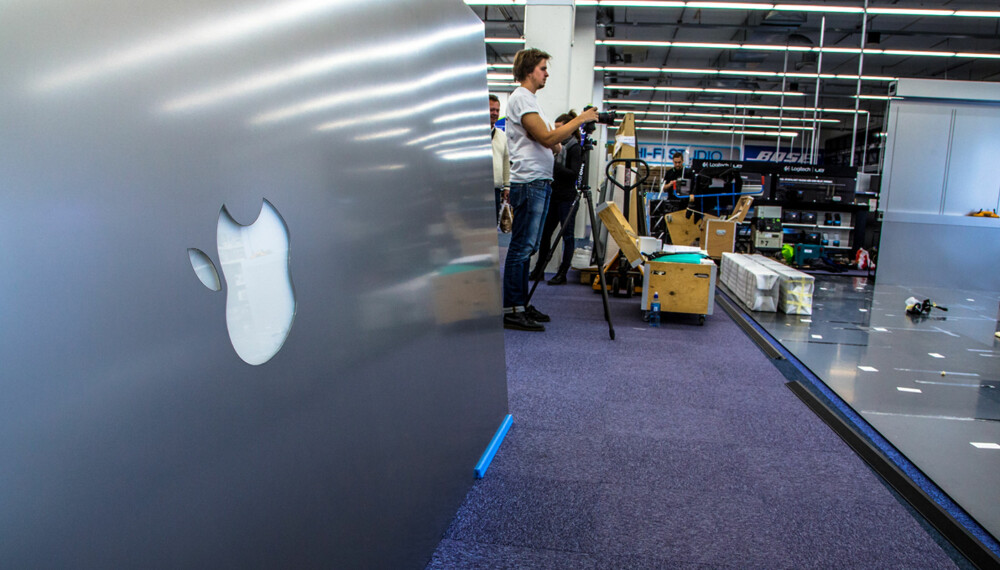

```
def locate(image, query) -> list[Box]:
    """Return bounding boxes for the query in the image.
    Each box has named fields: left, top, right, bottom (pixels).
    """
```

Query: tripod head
left=578, top=124, right=597, bottom=152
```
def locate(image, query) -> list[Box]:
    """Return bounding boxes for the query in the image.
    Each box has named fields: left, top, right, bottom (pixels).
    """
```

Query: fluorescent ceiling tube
left=770, top=4, right=862, bottom=13
left=596, top=65, right=897, bottom=82
left=595, top=40, right=1000, bottom=60
left=623, top=125, right=799, bottom=138
left=608, top=84, right=803, bottom=97
left=468, top=1, right=1000, bottom=18
left=604, top=98, right=867, bottom=115
left=636, top=118, right=814, bottom=130
left=867, top=8, right=954, bottom=16
left=626, top=109, right=839, bottom=123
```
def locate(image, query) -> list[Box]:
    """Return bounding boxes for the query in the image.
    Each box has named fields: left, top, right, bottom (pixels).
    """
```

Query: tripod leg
left=593, top=179, right=610, bottom=266
left=584, top=190, right=615, bottom=340
left=526, top=195, right=581, bottom=307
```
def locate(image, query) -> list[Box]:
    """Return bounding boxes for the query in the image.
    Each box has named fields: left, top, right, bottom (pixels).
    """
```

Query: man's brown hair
left=513, top=48, right=552, bottom=82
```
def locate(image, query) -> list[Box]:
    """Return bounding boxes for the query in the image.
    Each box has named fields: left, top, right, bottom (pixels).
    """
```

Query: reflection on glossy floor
left=746, top=275, right=1000, bottom=544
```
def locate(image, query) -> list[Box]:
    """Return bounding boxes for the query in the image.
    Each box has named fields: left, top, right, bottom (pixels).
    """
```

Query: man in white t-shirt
left=502, top=48, right=597, bottom=332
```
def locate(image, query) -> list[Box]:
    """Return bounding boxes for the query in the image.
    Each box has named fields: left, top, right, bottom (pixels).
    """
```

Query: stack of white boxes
left=720, top=253, right=815, bottom=315
left=720, top=253, right=779, bottom=312
left=748, top=254, right=815, bottom=315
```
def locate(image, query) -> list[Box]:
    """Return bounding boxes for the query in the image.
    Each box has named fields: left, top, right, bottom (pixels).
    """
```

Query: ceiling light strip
left=622, top=125, right=800, bottom=138
left=606, top=84, right=804, bottom=97
left=636, top=118, right=814, bottom=130
left=487, top=37, right=1000, bottom=59
left=604, top=98, right=868, bottom=114
left=596, top=65, right=897, bottom=82
left=595, top=40, right=1000, bottom=59
left=468, top=1, right=1000, bottom=18
left=625, top=109, right=840, bottom=123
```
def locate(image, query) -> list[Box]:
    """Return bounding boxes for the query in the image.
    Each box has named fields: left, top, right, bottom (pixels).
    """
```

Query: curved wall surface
left=0, top=1, right=507, bottom=567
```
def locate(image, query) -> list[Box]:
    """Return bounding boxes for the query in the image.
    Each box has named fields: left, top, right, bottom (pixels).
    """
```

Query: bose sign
left=744, top=145, right=823, bottom=164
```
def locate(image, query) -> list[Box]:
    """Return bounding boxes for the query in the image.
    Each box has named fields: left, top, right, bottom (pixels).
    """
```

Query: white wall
left=878, top=79, right=1000, bottom=291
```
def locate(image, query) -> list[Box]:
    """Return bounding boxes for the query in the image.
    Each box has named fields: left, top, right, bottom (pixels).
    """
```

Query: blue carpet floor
left=427, top=271, right=961, bottom=569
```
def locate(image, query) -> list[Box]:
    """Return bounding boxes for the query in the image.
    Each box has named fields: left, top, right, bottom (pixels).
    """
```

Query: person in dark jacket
left=530, top=111, right=584, bottom=285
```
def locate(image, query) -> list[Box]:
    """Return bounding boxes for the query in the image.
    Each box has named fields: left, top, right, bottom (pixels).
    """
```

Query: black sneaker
left=525, top=305, right=551, bottom=323
left=547, top=273, right=567, bottom=285
left=504, top=312, right=545, bottom=331
left=529, top=269, right=545, bottom=281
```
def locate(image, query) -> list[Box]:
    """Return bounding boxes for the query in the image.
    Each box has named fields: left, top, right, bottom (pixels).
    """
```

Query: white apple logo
left=188, top=199, right=296, bottom=366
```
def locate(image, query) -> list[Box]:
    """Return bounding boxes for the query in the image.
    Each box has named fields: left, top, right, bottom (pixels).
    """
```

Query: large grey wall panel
left=878, top=80, right=1000, bottom=290
left=878, top=214, right=1000, bottom=292
left=944, top=107, right=1000, bottom=215
left=882, top=102, right=954, bottom=214
left=0, top=1, right=507, bottom=568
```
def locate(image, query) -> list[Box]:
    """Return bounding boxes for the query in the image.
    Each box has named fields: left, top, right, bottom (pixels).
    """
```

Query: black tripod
left=525, top=127, right=616, bottom=340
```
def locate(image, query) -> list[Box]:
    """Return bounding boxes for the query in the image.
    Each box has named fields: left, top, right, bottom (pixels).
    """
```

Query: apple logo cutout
left=188, top=199, right=296, bottom=365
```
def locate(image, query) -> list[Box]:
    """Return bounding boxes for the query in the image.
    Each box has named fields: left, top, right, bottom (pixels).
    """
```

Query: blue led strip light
left=474, top=414, right=513, bottom=479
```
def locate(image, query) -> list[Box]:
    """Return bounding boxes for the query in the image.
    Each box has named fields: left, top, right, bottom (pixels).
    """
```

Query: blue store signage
left=635, top=143, right=736, bottom=165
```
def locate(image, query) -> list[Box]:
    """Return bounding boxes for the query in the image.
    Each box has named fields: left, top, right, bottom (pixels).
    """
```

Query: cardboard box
left=704, top=219, right=736, bottom=258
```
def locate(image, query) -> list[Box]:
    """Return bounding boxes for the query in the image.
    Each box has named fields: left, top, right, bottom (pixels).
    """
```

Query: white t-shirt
left=506, top=86, right=553, bottom=183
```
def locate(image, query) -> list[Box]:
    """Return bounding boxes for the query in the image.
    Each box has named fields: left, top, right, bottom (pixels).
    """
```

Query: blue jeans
left=503, top=180, right=551, bottom=309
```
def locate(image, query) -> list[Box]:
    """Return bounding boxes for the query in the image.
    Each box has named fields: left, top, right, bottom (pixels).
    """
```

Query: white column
left=523, top=0, right=575, bottom=122
left=573, top=8, right=599, bottom=239
left=525, top=2, right=604, bottom=259
left=570, top=7, right=596, bottom=113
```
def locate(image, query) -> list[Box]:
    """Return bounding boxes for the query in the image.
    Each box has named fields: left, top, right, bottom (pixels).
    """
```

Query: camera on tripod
left=582, top=105, right=616, bottom=133
left=580, top=106, right=616, bottom=150
left=585, top=105, right=617, bottom=125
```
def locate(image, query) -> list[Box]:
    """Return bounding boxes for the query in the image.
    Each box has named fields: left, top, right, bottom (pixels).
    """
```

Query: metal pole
left=665, top=104, right=671, bottom=150
left=850, top=1, right=868, bottom=167
left=740, top=107, right=746, bottom=159
left=861, top=110, right=870, bottom=170
left=878, top=94, right=891, bottom=173
left=776, top=49, right=789, bottom=156
left=729, top=102, right=737, bottom=158
left=801, top=107, right=808, bottom=158
left=810, top=16, right=826, bottom=164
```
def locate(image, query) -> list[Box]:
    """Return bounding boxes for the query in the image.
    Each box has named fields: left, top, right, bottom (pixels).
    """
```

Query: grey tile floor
left=741, top=275, right=1000, bottom=544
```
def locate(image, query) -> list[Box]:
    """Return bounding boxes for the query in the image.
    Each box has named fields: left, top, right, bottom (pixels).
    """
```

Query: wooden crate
left=641, top=260, right=716, bottom=316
